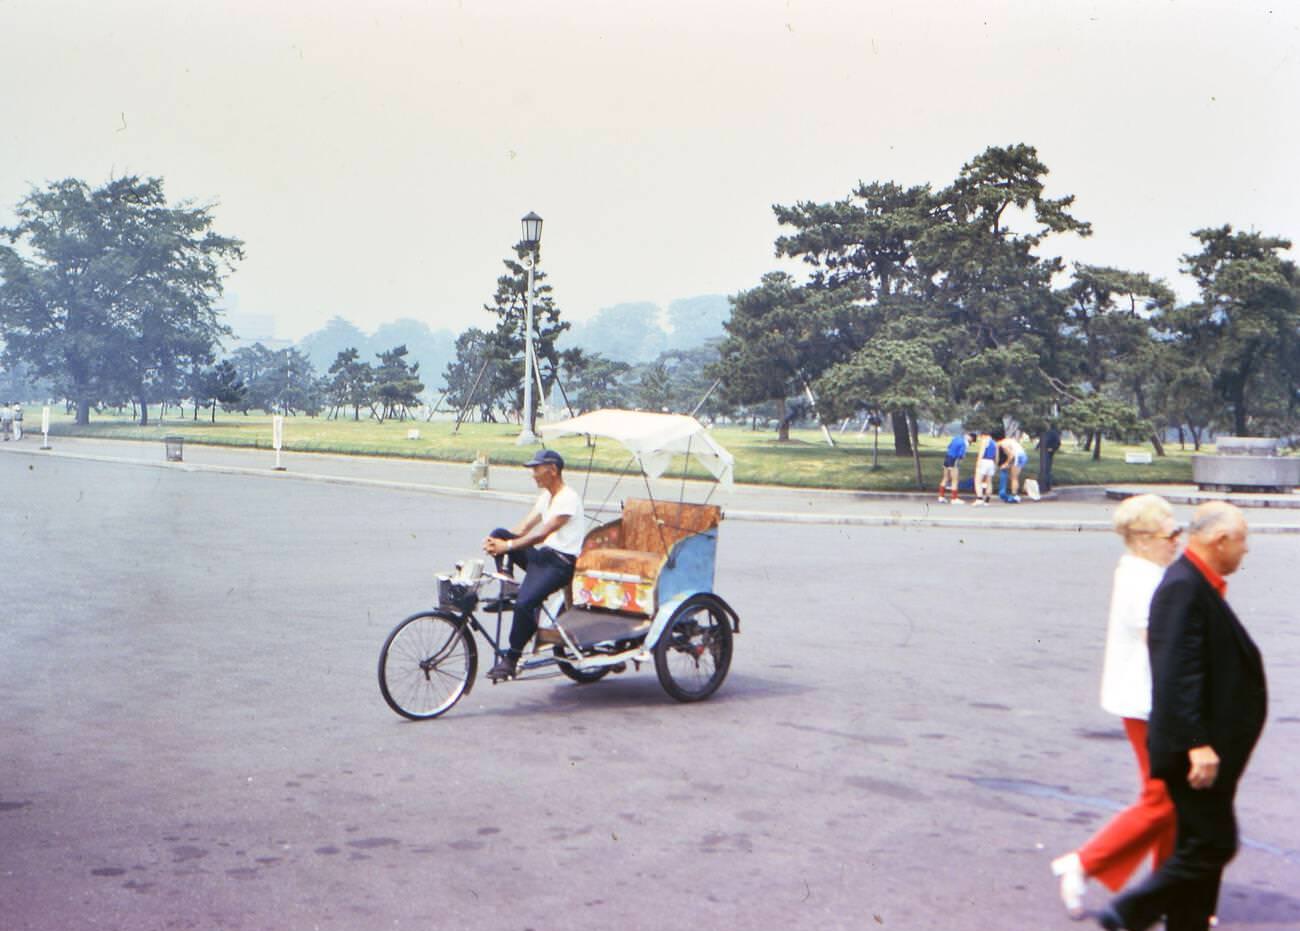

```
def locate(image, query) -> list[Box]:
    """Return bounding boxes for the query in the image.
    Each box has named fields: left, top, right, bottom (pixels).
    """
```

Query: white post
left=272, top=414, right=286, bottom=471
left=40, top=405, right=51, bottom=450
left=517, top=251, right=538, bottom=445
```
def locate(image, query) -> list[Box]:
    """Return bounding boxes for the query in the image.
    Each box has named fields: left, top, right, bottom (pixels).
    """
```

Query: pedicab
left=377, top=409, right=741, bottom=720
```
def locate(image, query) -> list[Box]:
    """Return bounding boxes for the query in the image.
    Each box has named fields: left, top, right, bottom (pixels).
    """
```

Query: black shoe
left=487, top=652, right=519, bottom=682
left=1096, top=906, right=1127, bottom=931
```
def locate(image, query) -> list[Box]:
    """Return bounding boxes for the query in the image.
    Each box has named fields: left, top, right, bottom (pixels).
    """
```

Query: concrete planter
left=1193, top=437, right=1299, bottom=493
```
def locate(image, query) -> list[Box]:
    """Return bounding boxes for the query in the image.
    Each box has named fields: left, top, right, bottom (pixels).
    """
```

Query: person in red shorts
left=937, top=431, right=975, bottom=504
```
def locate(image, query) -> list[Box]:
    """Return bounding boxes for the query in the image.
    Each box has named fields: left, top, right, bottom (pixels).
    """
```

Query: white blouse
left=1099, top=553, right=1167, bottom=720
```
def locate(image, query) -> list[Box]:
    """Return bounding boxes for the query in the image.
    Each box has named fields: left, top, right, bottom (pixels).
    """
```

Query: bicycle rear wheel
left=653, top=595, right=733, bottom=702
left=378, top=611, right=477, bottom=720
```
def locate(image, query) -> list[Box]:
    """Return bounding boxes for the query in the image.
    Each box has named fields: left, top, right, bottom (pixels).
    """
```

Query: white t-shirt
left=530, top=485, right=585, bottom=556
left=1099, top=553, right=1166, bottom=719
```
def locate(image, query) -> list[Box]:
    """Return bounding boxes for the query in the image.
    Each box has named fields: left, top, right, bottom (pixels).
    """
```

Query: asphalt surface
left=1, top=441, right=1298, bottom=931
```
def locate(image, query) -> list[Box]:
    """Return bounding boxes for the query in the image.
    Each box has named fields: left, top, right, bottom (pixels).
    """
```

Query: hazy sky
left=3, top=0, right=1297, bottom=341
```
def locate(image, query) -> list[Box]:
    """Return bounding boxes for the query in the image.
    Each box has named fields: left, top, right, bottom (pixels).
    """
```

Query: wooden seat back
left=616, top=498, right=721, bottom=555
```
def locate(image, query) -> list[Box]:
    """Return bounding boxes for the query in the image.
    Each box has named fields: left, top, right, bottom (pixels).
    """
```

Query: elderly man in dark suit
left=1100, top=502, right=1267, bottom=931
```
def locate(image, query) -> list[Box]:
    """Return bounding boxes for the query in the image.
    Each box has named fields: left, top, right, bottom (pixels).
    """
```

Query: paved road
left=1, top=451, right=1297, bottom=931
left=9, top=435, right=1300, bottom=532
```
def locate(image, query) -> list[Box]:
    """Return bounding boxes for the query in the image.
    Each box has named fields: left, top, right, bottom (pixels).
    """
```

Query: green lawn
left=31, top=405, right=1203, bottom=491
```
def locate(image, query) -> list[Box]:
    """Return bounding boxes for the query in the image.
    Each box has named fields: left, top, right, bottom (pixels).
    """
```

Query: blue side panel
left=646, top=594, right=690, bottom=649
left=656, top=530, right=717, bottom=605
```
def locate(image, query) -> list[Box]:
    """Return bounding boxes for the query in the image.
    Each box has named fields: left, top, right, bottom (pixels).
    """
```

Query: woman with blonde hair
left=1051, top=494, right=1182, bottom=919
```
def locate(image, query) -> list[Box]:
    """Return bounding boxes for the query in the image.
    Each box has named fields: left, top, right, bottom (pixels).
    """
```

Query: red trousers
left=1079, top=717, right=1178, bottom=892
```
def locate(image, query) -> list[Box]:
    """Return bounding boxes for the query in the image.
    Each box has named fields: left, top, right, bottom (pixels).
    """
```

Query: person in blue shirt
left=938, top=431, right=976, bottom=504
left=973, top=430, right=998, bottom=506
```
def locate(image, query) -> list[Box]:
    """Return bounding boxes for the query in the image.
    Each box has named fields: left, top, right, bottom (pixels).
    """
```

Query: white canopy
left=539, top=409, right=734, bottom=487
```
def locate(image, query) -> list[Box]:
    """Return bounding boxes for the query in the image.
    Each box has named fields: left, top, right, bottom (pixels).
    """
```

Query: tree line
left=0, top=176, right=436, bottom=424
left=712, top=143, right=1299, bottom=472
left=0, top=175, right=727, bottom=426
left=4, top=158, right=1295, bottom=452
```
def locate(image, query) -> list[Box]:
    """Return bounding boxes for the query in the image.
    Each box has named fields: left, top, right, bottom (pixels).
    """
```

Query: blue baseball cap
left=523, top=449, right=564, bottom=470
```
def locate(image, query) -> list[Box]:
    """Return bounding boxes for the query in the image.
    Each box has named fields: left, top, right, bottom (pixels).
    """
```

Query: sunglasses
left=1148, top=527, right=1183, bottom=541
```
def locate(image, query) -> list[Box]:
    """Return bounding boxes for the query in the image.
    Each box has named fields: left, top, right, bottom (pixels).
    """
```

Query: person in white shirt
left=997, top=432, right=1028, bottom=502
left=482, top=449, right=585, bottom=680
left=1050, top=494, right=1182, bottom=918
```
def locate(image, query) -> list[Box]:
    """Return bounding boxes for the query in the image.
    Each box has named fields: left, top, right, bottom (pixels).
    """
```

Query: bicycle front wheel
left=378, top=611, right=477, bottom=720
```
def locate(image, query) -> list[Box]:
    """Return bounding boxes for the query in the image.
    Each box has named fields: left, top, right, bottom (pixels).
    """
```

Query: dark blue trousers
left=1041, top=450, right=1055, bottom=491
left=489, top=528, right=575, bottom=653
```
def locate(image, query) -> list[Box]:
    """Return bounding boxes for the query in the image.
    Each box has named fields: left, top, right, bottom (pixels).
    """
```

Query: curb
left=722, top=507, right=1113, bottom=532
left=1105, top=486, right=1300, bottom=510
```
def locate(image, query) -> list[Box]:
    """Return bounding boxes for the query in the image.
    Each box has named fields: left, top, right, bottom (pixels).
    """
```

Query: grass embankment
left=36, top=406, right=1201, bottom=491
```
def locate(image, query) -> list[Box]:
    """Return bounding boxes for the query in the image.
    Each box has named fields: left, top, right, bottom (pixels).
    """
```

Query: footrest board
left=553, top=608, right=652, bottom=649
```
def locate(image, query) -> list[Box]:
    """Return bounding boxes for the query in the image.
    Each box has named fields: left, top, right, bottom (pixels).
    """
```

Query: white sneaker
left=936, top=496, right=947, bottom=503
left=950, top=499, right=967, bottom=505
left=1050, top=852, right=1086, bottom=920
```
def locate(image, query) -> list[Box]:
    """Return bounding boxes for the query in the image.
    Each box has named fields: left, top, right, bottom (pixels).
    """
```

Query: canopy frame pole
left=578, top=433, right=599, bottom=528
left=590, top=453, right=642, bottom=526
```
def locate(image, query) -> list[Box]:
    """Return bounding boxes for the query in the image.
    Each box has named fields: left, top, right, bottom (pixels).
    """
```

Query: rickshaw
left=377, top=409, right=741, bottom=720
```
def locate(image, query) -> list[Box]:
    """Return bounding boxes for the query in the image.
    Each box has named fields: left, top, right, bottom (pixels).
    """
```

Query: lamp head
left=520, top=211, right=543, bottom=246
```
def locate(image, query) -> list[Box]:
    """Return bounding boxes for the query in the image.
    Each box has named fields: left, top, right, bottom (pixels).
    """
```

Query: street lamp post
left=516, top=211, right=543, bottom=445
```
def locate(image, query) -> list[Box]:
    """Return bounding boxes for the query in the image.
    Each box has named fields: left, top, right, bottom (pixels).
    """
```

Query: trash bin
left=164, top=435, right=184, bottom=462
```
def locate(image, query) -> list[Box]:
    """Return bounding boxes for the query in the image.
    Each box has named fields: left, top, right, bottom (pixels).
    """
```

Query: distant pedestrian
left=1099, top=502, right=1266, bottom=931
left=1051, top=494, right=1180, bottom=918
left=937, top=431, right=975, bottom=505
left=1040, top=423, right=1062, bottom=492
left=973, top=431, right=997, bottom=506
left=998, top=432, right=1027, bottom=503
left=1, top=403, right=11, bottom=441
left=12, top=404, right=21, bottom=440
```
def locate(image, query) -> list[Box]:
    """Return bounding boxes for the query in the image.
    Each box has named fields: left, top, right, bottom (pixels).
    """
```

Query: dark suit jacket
left=1146, top=555, right=1268, bottom=788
